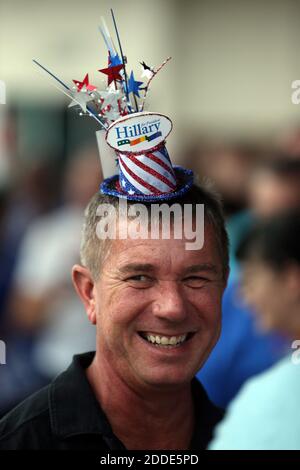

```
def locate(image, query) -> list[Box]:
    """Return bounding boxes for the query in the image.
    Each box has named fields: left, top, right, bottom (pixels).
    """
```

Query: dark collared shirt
left=0, top=352, right=223, bottom=450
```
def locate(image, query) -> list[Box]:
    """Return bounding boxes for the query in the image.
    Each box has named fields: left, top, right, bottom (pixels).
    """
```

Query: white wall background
left=1, top=0, right=300, bottom=152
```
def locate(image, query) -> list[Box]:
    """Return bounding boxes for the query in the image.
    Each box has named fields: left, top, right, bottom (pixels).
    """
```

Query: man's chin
left=135, top=367, right=196, bottom=390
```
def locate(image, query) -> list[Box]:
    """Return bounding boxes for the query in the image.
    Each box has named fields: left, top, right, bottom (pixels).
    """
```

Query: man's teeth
left=144, top=334, right=187, bottom=346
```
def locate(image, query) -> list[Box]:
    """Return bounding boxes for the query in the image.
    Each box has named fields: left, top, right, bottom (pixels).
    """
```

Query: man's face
left=92, top=221, right=225, bottom=390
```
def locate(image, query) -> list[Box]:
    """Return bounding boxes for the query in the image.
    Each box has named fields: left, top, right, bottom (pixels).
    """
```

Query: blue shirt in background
left=197, top=280, right=288, bottom=408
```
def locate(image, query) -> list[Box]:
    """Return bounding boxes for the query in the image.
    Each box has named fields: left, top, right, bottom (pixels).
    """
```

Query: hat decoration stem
left=110, top=8, right=130, bottom=105
left=140, top=56, right=172, bottom=112
left=32, top=59, right=107, bottom=129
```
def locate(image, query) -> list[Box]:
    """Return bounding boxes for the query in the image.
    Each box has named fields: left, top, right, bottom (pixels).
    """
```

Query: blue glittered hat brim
left=100, top=166, right=194, bottom=202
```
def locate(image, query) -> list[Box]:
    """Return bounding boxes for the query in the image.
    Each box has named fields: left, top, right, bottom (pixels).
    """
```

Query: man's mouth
left=138, top=332, right=194, bottom=348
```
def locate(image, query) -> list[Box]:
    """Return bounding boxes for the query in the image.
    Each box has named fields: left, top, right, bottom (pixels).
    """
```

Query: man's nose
left=152, top=281, right=187, bottom=323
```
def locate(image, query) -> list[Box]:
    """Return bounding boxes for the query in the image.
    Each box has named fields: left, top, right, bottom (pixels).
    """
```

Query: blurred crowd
left=0, top=113, right=102, bottom=416
left=0, top=110, right=300, bottom=449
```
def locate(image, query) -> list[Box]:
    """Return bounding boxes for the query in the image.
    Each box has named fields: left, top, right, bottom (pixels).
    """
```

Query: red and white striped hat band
left=117, top=145, right=177, bottom=196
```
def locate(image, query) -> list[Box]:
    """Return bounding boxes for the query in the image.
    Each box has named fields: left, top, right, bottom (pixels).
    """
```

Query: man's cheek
left=98, top=327, right=125, bottom=357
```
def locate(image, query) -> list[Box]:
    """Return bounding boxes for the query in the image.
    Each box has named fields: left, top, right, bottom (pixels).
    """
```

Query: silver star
left=103, top=107, right=121, bottom=122
left=100, top=89, right=121, bottom=108
left=68, top=91, right=94, bottom=113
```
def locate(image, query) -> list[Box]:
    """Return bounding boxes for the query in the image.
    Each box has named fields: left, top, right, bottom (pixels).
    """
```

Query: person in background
left=197, top=278, right=287, bottom=408
left=197, top=152, right=298, bottom=408
left=0, top=158, right=61, bottom=417
left=0, top=145, right=101, bottom=415
left=0, top=158, right=60, bottom=319
left=248, top=157, right=300, bottom=218
left=210, top=210, right=300, bottom=450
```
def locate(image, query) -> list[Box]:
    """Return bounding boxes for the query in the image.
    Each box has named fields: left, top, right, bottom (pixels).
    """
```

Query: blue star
left=127, top=71, right=143, bottom=98
left=110, top=53, right=123, bottom=67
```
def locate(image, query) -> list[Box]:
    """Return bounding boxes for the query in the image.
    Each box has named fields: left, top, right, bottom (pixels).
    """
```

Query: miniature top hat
left=33, top=10, right=194, bottom=202
left=99, top=111, right=193, bottom=201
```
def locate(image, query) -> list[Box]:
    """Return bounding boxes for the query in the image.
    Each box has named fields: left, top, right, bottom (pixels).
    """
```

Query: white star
left=121, top=179, right=126, bottom=188
left=68, top=91, right=94, bottom=112
left=141, top=68, right=154, bottom=80
left=128, top=189, right=135, bottom=195
left=99, top=89, right=121, bottom=108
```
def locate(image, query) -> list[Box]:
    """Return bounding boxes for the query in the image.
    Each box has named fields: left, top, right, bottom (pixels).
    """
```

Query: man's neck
left=86, top=354, right=195, bottom=450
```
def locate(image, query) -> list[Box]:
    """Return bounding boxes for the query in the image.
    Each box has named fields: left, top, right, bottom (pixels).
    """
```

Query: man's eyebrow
left=183, top=264, right=219, bottom=275
left=118, top=263, right=220, bottom=276
left=118, top=263, right=156, bottom=274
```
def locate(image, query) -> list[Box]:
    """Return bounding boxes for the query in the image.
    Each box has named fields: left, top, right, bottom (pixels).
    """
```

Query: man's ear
left=72, top=265, right=97, bottom=325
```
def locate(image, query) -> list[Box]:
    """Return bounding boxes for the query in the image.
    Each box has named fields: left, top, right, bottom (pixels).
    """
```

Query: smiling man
left=0, top=183, right=229, bottom=450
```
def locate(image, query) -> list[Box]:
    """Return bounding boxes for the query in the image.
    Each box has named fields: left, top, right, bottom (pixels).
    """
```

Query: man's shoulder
left=0, top=385, right=53, bottom=449
left=0, top=353, right=100, bottom=450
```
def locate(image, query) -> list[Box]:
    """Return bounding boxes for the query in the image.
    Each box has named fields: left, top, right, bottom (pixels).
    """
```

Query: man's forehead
left=105, top=224, right=221, bottom=272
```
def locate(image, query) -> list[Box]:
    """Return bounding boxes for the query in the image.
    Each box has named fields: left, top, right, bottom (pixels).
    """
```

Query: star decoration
left=99, top=64, right=124, bottom=85
left=127, top=71, right=144, bottom=98
left=128, top=189, right=135, bottom=195
left=140, top=61, right=155, bottom=80
left=99, top=89, right=121, bottom=108
left=73, top=73, right=97, bottom=92
left=109, top=53, right=123, bottom=67
left=68, top=91, right=94, bottom=112
left=102, top=106, right=120, bottom=122
left=32, top=12, right=174, bottom=180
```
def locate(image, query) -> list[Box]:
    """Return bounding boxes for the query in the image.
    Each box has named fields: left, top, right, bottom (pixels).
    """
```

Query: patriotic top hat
left=33, top=10, right=193, bottom=202
left=100, top=111, right=193, bottom=201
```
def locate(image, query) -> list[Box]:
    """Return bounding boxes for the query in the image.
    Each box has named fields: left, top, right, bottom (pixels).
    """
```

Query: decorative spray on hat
left=33, top=9, right=193, bottom=202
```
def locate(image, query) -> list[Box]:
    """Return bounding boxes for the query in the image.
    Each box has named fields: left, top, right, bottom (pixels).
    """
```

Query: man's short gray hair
left=80, top=181, right=229, bottom=281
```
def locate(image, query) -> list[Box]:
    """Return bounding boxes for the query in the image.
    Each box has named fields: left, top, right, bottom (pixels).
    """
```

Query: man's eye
left=183, top=276, right=209, bottom=286
left=127, top=275, right=151, bottom=282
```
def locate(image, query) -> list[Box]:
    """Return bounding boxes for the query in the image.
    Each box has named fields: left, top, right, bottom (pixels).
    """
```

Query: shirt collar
left=49, top=351, right=222, bottom=448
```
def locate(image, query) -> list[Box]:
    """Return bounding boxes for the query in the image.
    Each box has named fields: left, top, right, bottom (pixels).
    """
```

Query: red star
left=98, top=64, right=124, bottom=85
left=73, top=73, right=97, bottom=92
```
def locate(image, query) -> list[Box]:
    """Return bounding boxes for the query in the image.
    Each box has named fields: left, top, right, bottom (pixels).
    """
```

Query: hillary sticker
left=106, top=112, right=173, bottom=153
